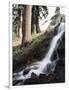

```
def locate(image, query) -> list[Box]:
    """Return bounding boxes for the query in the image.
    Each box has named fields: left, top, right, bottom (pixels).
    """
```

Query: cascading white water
left=13, top=22, right=65, bottom=82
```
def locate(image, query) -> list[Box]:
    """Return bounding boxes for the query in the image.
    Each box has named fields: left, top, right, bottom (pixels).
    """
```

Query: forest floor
left=13, top=31, right=45, bottom=47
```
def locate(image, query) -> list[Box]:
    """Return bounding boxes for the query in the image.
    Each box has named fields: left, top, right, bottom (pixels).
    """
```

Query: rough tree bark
left=31, top=6, right=36, bottom=34
left=21, top=5, right=32, bottom=47
left=36, top=6, right=41, bottom=33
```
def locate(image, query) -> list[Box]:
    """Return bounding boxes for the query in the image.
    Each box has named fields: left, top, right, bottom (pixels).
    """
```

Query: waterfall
left=37, top=28, right=64, bottom=74
left=13, top=22, right=65, bottom=83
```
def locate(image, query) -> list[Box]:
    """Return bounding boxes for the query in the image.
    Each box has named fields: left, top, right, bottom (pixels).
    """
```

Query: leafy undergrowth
left=13, top=29, right=56, bottom=73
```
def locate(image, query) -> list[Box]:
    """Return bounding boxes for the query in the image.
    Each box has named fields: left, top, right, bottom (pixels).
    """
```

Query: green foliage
left=31, top=5, right=48, bottom=33
left=39, top=6, right=48, bottom=19
left=12, top=4, right=23, bottom=32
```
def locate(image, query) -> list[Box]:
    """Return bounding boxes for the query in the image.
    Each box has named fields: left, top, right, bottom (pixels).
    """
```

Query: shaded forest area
left=12, top=5, right=65, bottom=85
left=13, top=4, right=48, bottom=71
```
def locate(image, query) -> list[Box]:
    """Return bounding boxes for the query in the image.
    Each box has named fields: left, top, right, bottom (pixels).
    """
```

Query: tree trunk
left=17, top=20, right=20, bottom=37
left=31, top=6, right=36, bottom=34
left=21, top=5, right=32, bottom=47
left=36, top=6, right=41, bottom=33
left=19, top=10, right=23, bottom=38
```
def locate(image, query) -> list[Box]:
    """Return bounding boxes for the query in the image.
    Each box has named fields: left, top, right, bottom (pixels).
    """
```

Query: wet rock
left=43, top=62, right=56, bottom=74
left=62, top=33, right=65, bottom=42
left=31, top=72, right=38, bottom=79
left=57, top=32, right=65, bottom=58
left=39, top=73, right=56, bottom=83
left=24, top=73, right=56, bottom=85
left=47, top=73, right=56, bottom=82
left=53, top=32, right=65, bottom=82
left=24, top=74, right=47, bottom=85
left=54, top=57, right=65, bottom=82
left=24, top=78, right=39, bottom=85
left=51, top=50, right=57, bottom=61
left=23, top=68, right=30, bottom=75
left=39, top=74, right=47, bottom=78
left=13, top=80, right=24, bottom=85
